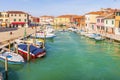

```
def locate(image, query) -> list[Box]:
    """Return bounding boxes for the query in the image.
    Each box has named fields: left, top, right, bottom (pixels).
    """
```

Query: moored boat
left=18, top=44, right=46, bottom=59
left=36, top=32, right=56, bottom=39
left=0, top=51, right=24, bottom=64
left=94, top=36, right=105, bottom=41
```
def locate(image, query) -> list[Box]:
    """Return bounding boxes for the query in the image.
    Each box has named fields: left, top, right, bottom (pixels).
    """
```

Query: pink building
left=96, top=16, right=105, bottom=33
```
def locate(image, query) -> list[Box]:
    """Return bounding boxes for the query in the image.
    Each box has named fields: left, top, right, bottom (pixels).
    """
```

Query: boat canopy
left=18, top=44, right=44, bottom=55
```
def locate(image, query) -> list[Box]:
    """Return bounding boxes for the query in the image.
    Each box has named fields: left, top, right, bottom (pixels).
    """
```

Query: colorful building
left=29, top=16, right=39, bottom=27
left=0, top=12, right=9, bottom=27
left=7, top=11, right=29, bottom=28
left=104, top=14, right=115, bottom=34
left=73, top=16, right=85, bottom=30
left=39, top=15, right=54, bottom=25
left=54, top=15, right=71, bottom=26
left=115, top=10, right=120, bottom=35
left=54, top=15, right=78, bottom=27
left=96, top=16, right=106, bottom=33
left=85, top=11, right=103, bottom=32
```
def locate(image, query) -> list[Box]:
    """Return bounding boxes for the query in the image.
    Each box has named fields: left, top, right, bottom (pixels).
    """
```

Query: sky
left=0, top=0, right=120, bottom=17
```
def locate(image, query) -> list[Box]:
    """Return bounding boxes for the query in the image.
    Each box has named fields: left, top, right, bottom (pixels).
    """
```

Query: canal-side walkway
left=83, top=30, right=120, bottom=42
left=101, top=33, right=120, bottom=41
left=0, top=27, right=39, bottom=46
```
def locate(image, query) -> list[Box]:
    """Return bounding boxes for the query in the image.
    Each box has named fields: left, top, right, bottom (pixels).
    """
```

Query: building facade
left=115, top=10, right=120, bottom=35
left=39, top=16, right=54, bottom=25
left=0, top=12, right=9, bottom=27
left=54, top=15, right=70, bottom=26
left=7, top=11, right=29, bottom=28
left=85, top=12, right=103, bottom=32
left=73, top=16, right=85, bottom=30
left=104, top=14, right=115, bottom=34
left=96, top=16, right=105, bottom=33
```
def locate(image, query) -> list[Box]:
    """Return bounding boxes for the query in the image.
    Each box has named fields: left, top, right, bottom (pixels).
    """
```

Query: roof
left=40, top=15, right=54, bottom=18
left=96, top=16, right=105, bottom=18
left=73, top=16, right=85, bottom=19
left=115, top=9, right=120, bottom=12
left=104, top=14, right=115, bottom=19
left=7, top=11, right=27, bottom=14
left=86, top=11, right=104, bottom=15
left=57, top=15, right=79, bottom=18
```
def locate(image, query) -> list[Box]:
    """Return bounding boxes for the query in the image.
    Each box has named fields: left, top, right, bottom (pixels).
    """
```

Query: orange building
left=73, top=16, right=85, bottom=30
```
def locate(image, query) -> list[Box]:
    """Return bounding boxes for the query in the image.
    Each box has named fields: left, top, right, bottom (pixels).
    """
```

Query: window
left=14, top=19, right=16, bottom=22
left=119, top=21, right=120, bottom=28
left=11, top=14, right=13, bottom=16
left=24, top=19, right=26, bottom=22
left=106, top=20, right=108, bottom=24
left=25, top=14, right=26, bottom=17
left=116, top=12, right=120, bottom=16
left=112, top=20, right=114, bottom=24
left=0, top=19, right=3, bottom=21
left=5, top=19, right=8, bottom=21
left=92, top=25, right=94, bottom=29
left=15, top=14, right=16, bottom=16
left=19, top=14, right=21, bottom=16
left=19, top=19, right=21, bottom=21
left=97, top=19, right=100, bottom=22
left=101, top=19, right=104, bottom=23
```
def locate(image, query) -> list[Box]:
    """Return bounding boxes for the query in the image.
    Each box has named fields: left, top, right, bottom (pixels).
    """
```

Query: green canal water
left=1, top=31, right=120, bottom=80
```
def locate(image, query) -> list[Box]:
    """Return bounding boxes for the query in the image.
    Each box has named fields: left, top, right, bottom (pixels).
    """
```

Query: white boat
left=36, top=32, right=56, bottom=39
left=0, top=51, right=24, bottom=64
left=94, top=36, right=105, bottom=41
left=68, top=27, right=77, bottom=32
left=87, top=33, right=96, bottom=38
left=45, top=26, right=55, bottom=33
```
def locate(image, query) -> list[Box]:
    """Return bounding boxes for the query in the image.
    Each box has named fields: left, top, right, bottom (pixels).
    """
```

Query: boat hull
left=0, top=57, right=24, bottom=64
left=18, top=44, right=46, bottom=59
left=0, top=52, right=24, bottom=64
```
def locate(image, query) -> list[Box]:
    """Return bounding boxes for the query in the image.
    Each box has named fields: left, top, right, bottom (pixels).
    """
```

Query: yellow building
left=54, top=15, right=72, bottom=26
left=115, top=10, right=120, bottom=35
left=0, top=12, right=9, bottom=27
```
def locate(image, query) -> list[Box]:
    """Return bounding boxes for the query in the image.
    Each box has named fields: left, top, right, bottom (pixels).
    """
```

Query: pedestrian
left=10, top=32, right=12, bottom=35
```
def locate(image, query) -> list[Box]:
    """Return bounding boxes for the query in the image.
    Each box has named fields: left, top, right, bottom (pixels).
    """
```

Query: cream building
left=7, top=11, right=28, bottom=28
left=0, top=12, right=9, bottom=27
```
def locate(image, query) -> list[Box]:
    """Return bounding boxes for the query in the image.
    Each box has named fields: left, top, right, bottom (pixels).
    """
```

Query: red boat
left=18, top=43, right=46, bottom=59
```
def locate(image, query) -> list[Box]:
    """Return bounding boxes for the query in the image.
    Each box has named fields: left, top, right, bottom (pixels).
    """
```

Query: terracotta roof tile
left=7, top=11, right=27, bottom=14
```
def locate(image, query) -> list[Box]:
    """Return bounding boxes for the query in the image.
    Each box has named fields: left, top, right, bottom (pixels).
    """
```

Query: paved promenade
left=0, top=27, right=39, bottom=45
left=88, top=30, right=120, bottom=42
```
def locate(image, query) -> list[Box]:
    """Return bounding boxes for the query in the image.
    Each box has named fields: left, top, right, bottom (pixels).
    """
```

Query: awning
left=11, top=22, right=25, bottom=25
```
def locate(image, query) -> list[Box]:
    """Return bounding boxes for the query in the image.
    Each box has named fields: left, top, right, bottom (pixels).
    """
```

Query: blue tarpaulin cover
left=18, top=44, right=44, bottom=55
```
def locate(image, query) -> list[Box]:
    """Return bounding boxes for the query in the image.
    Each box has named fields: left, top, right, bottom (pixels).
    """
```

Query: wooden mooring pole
left=16, top=44, right=18, bottom=54
left=27, top=44, right=30, bottom=61
left=43, top=32, right=46, bottom=49
left=5, top=57, right=8, bottom=80
left=8, top=40, right=10, bottom=52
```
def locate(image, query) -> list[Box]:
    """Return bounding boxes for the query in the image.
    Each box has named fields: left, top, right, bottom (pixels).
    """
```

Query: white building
left=39, top=16, right=54, bottom=25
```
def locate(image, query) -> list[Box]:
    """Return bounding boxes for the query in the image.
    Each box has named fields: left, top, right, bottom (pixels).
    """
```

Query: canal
left=1, top=31, right=120, bottom=80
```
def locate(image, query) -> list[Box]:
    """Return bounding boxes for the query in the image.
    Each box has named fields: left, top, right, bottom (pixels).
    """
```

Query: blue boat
left=18, top=44, right=46, bottom=59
